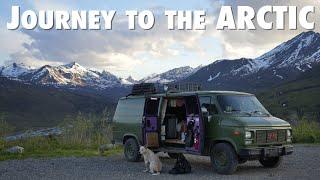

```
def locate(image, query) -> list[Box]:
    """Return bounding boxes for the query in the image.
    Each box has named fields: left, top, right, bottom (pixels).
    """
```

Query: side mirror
left=201, top=107, right=208, bottom=113
left=226, top=106, right=232, bottom=112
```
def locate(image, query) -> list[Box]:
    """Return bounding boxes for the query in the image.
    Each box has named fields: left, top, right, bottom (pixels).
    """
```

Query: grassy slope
left=0, top=145, right=123, bottom=161
left=258, top=65, right=320, bottom=122
left=0, top=116, right=122, bottom=161
left=0, top=77, right=115, bottom=131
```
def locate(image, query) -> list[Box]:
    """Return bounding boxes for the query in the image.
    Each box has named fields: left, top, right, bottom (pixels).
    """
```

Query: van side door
left=199, top=96, right=220, bottom=153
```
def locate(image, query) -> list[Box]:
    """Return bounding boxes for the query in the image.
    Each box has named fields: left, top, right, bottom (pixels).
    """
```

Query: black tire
left=238, top=158, right=247, bottom=164
left=168, top=153, right=182, bottom=159
left=124, top=138, right=141, bottom=162
left=259, top=157, right=282, bottom=168
left=210, top=143, right=238, bottom=175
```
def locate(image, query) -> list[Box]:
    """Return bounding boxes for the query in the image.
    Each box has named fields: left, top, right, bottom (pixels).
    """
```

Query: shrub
left=0, top=138, right=5, bottom=151
left=59, top=113, right=112, bottom=149
left=293, top=119, right=320, bottom=143
left=0, top=114, right=15, bottom=137
left=0, top=110, right=119, bottom=161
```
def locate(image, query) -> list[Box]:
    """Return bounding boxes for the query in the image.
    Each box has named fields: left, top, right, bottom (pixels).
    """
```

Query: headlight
left=287, top=129, right=292, bottom=137
left=245, top=131, right=253, bottom=139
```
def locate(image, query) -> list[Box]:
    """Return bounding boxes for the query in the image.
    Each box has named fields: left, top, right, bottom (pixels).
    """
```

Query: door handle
left=142, top=117, right=146, bottom=127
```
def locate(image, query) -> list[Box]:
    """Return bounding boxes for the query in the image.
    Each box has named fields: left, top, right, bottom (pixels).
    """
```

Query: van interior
left=143, top=95, right=201, bottom=152
left=160, top=96, right=200, bottom=150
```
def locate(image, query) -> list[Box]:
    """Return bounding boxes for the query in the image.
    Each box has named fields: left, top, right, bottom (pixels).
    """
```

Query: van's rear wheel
left=259, top=157, right=282, bottom=168
left=238, top=158, right=247, bottom=164
left=210, top=143, right=238, bottom=175
left=124, top=138, right=141, bottom=162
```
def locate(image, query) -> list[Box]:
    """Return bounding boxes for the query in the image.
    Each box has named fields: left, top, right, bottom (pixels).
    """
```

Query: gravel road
left=0, top=144, right=319, bottom=180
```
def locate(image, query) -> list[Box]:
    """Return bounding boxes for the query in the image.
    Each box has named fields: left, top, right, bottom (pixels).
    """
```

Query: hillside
left=183, top=31, right=320, bottom=92
left=1, top=31, right=320, bottom=130
left=258, top=65, right=320, bottom=123
left=0, top=77, right=116, bottom=131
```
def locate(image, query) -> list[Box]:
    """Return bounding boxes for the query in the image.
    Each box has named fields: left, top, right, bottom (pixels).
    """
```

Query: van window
left=145, top=98, right=160, bottom=116
left=199, top=96, right=218, bottom=115
left=217, top=95, right=269, bottom=115
left=113, top=97, right=145, bottom=123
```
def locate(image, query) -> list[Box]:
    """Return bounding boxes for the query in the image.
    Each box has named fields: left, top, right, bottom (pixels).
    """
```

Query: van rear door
left=143, top=97, right=160, bottom=148
left=112, top=97, right=145, bottom=143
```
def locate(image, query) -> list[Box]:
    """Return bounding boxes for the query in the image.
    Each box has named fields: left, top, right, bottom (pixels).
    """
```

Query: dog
left=139, top=146, right=162, bottom=175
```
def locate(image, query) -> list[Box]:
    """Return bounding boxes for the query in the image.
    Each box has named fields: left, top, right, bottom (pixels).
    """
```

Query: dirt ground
left=1, top=144, right=319, bottom=180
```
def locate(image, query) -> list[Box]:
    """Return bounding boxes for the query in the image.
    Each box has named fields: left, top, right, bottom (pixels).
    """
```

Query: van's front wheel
left=210, top=143, right=238, bottom=175
left=124, top=138, right=141, bottom=162
left=259, top=157, right=282, bottom=168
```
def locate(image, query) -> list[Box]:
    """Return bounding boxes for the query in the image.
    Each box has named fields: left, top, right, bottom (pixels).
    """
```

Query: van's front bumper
left=238, top=145, right=293, bottom=159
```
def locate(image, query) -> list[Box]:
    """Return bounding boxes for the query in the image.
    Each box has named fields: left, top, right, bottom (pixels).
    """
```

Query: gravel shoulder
left=1, top=144, right=320, bottom=180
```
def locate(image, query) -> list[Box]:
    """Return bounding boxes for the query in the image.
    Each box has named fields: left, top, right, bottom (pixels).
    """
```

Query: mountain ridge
left=139, top=65, right=201, bottom=83
left=183, top=31, right=320, bottom=91
left=0, top=62, right=201, bottom=89
left=1, top=31, right=320, bottom=92
left=1, top=31, right=320, bottom=130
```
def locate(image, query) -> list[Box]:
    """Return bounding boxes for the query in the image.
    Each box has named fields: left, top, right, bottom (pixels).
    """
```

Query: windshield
left=217, top=95, right=269, bottom=116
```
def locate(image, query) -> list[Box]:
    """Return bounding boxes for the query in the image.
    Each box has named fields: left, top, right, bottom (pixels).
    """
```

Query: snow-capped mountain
left=1, top=62, right=124, bottom=89
left=0, top=63, right=33, bottom=78
left=184, top=31, right=320, bottom=91
left=1, top=31, right=320, bottom=92
left=0, top=62, right=200, bottom=89
left=229, top=31, right=320, bottom=76
left=140, top=66, right=201, bottom=83
left=121, top=76, right=138, bottom=84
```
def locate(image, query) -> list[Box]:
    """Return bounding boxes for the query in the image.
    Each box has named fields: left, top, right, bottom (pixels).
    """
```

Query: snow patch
left=1, top=63, right=33, bottom=78
left=276, top=74, right=284, bottom=79
left=208, top=72, right=221, bottom=82
left=140, top=66, right=199, bottom=83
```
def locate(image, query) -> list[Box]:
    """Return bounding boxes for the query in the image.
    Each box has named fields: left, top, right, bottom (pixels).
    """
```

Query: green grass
left=0, top=136, right=123, bottom=161
left=0, top=113, right=122, bottom=161
left=292, top=120, right=320, bottom=143
left=0, top=146, right=123, bottom=161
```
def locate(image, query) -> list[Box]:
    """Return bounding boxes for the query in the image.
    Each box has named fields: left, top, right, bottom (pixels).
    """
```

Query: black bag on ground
left=185, top=120, right=195, bottom=147
left=169, top=154, right=191, bottom=174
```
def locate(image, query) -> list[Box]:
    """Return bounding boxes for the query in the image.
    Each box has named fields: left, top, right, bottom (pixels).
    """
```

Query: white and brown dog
left=139, top=146, right=162, bottom=175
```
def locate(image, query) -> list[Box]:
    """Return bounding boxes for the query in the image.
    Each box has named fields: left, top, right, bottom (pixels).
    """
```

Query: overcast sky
left=0, top=0, right=319, bottom=79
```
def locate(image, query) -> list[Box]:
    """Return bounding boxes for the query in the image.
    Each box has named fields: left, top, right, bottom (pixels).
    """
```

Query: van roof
left=121, top=90, right=253, bottom=99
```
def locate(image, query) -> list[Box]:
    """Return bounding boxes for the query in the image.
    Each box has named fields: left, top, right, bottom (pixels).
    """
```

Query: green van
left=112, top=83, right=293, bottom=174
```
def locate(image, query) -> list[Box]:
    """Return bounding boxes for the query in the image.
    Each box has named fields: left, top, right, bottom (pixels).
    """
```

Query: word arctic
left=216, top=6, right=315, bottom=30
left=7, top=6, right=116, bottom=30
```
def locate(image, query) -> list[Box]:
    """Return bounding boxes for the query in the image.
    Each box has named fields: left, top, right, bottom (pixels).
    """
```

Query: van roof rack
left=129, top=82, right=201, bottom=96
left=166, top=83, right=201, bottom=92
left=130, top=83, right=161, bottom=95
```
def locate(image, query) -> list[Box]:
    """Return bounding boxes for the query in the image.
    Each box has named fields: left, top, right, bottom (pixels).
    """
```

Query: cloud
left=6, top=13, right=207, bottom=76
left=0, top=29, right=30, bottom=56
left=4, top=0, right=319, bottom=78
left=207, top=0, right=320, bottom=59
left=30, top=0, right=71, bottom=10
